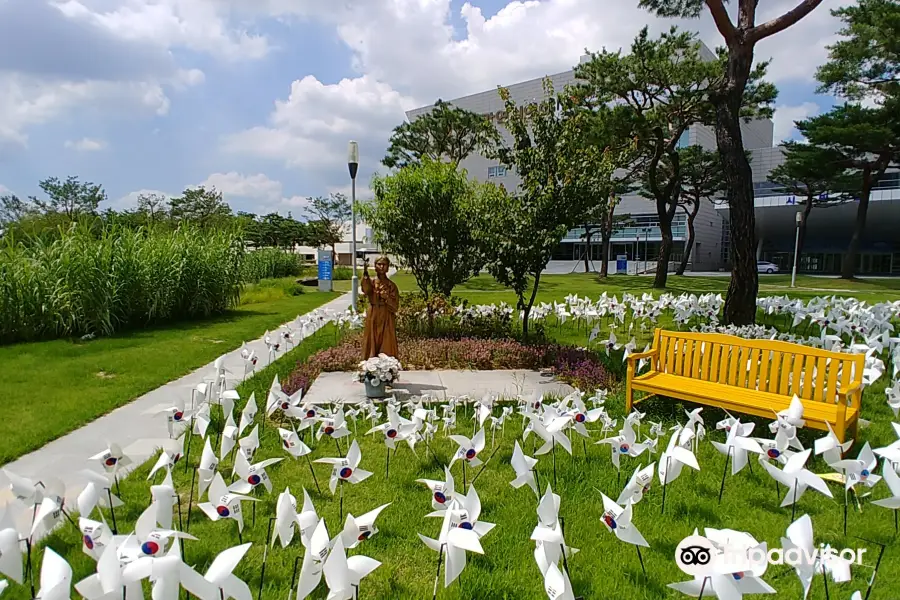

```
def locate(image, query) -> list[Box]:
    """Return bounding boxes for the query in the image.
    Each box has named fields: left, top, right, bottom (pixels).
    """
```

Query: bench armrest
left=626, top=349, right=658, bottom=363
left=838, top=381, right=863, bottom=405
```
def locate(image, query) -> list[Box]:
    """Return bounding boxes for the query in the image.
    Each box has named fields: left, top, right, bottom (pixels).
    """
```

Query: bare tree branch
left=705, top=0, right=738, bottom=43
left=748, top=0, right=825, bottom=43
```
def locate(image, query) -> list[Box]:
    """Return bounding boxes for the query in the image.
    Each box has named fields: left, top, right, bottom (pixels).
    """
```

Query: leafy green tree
left=29, top=175, right=106, bottom=220
left=481, top=79, right=619, bottom=337
left=168, top=186, right=232, bottom=227
left=364, top=159, right=492, bottom=321
left=816, top=0, right=900, bottom=102
left=673, top=145, right=727, bottom=275
left=768, top=141, right=854, bottom=270
left=794, top=104, right=900, bottom=279
left=0, top=194, right=31, bottom=228
left=383, top=99, right=500, bottom=168
left=136, top=192, right=169, bottom=225
left=639, top=0, right=826, bottom=324
left=577, top=27, right=775, bottom=289
left=305, top=193, right=351, bottom=262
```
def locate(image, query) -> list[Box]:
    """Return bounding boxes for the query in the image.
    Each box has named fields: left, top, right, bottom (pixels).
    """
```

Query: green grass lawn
left=19, top=323, right=900, bottom=600
left=0, top=279, right=338, bottom=463
left=335, top=272, right=900, bottom=305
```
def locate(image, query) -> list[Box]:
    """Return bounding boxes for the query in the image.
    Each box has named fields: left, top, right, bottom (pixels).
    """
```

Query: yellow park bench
left=626, top=329, right=865, bottom=443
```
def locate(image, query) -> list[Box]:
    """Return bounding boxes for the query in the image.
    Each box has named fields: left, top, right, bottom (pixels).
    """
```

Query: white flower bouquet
left=356, top=354, right=402, bottom=386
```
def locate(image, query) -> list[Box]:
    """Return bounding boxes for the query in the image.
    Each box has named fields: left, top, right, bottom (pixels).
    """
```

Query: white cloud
left=201, top=172, right=284, bottom=201
left=223, top=75, right=415, bottom=184
left=64, top=137, right=107, bottom=151
left=774, top=102, right=821, bottom=142
left=110, top=188, right=174, bottom=211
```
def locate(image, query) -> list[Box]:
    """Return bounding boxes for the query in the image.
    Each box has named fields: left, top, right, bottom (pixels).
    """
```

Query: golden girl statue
left=361, top=256, right=399, bottom=359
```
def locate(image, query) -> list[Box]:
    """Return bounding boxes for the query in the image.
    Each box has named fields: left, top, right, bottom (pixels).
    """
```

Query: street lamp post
left=348, top=141, right=360, bottom=312
left=791, top=211, right=803, bottom=288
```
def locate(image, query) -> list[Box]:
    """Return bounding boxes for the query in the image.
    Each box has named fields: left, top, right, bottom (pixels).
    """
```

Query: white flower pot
left=364, top=379, right=387, bottom=398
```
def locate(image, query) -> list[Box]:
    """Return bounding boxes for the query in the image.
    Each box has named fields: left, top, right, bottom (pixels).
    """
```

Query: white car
left=756, top=260, right=779, bottom=274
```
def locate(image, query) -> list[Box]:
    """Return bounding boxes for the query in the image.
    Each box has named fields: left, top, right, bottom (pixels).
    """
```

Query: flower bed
left=282, top=331, right=615, bottom=397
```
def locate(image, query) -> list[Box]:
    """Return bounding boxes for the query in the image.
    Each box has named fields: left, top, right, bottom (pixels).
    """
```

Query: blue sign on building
left=317, top=249, right=333, bottom=292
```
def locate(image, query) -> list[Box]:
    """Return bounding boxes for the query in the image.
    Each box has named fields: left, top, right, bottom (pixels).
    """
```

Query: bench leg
left=626, top=363, right=634, bottom=414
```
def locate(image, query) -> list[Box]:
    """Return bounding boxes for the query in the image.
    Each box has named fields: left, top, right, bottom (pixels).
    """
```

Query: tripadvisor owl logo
left=675, top=533, right=867, bottom=577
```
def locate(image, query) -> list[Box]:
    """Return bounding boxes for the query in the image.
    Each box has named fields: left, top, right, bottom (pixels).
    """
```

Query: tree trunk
left=715, top=45, right=757, bottom=325
left=841, top=169, right=873, bottom=279
left=676, top=206, right=699, bottom=276
left=654, top=198, right=677, bottom=289
left=583, top=227, right=593, bottom=274
left=794, top=199, right=815, bottom=273
left=599, top=228, right=610, bottom=278
left=522, top=271, right=542, bottom=339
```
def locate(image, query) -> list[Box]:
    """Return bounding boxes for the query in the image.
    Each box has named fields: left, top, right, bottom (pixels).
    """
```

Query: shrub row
left=240, top=248, right=306, bottom=283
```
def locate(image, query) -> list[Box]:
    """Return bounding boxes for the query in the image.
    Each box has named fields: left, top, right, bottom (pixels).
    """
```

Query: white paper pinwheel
left=238, top=393, right=257, bottom=437
left=75, top=539, right=144, bottom=600
left=200, top=542, right=254, bottom=600
left=148, top=442, right=183, bottom=480
left=120, top=502, right=197, bottom=560
left=317, top=409, right=352, bottom=440
left=323, top=537, right=381, bottom=600
left=566, top=395, right=605, bottom=437
left=598, top=418, right=647, bottom=470
left=419, top=499, right=486, bottom=588
left=716, top=411, right=754, bottom=436
left=510, top=441, right=540, bottom=497
left=526, top=414, right=573, bottom=457
left=599, top=493, right=649, bottom=548
left=144, top=397, right=193, bottom=439
left=79, top=517, right=114, bottom=561
left=36, top=548, right=72, bottom=600
left=220, top=412, right=240, bottom=460
left=338, top=503, right=391, bottom=549
left=760, top=449, right=833, bottom=507
left=193, top=402, right=213, bottom=438
left=543, top=561, right=575, bottom=600
left=240, top=342, right=258, bottom=379
left=76, top=476, right=124, bottom=521
left=658, top=426, right=700, bottom=485
left=768, top=395, right=806, bottom=451
left=417, top=467, right=456, bottom=511
left=197, top=438, right=220, bottom=500
left=90, top=442, right=132, bottom=478
left=711, top=419, right=763, bottom=475
left=367, top=405, right=415, bottom=449
left=198, top=473, right=257, bottom=532
left=450, top=429, right=487, bottom=467
left=30, top=478, right=67, bottom=539
left=531, top=485, right=578, bottom=575
left=273, top=487, right=299, bottom=548
left=279, top=427, right=312, bottom=458
left=121, top=536, right=215, bottom=600
left=0, top=528, right=22, bottom=584
left=832, top=442, right=881, bottom=491
left=296, top=519, right=330, bottom=599
left=314, top=440, right=373, bottom=495
left=813, top=422, right=853, bottom=467
left=872, top=461, right=900, bottom=510
left=873, top=422, right=900, bottom=464
left=230, top=453, right=282, bottom=496
left=782, top=514, right=851, bottom=598
left=617, top=463, right=655, bottom=506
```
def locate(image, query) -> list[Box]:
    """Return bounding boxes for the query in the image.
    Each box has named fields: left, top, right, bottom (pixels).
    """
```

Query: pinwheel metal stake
left=257, top=516, right=276, bottom=600
left=718, top=446, right=732, bottom=503
left=432, top=544, right=445, bottom=600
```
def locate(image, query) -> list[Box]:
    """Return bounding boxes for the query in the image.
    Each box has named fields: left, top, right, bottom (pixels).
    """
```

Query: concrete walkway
left=0, top=293, right=352, bottom=499
left=303, top=369, right=574, bottom=404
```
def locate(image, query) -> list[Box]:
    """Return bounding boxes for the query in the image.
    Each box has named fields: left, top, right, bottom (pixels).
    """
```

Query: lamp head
left=795, top=212, right=803, bottom=224
left=348, top=141, right=359, bottom=179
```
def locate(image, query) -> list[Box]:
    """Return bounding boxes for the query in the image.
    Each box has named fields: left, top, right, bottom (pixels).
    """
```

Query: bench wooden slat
left=759, top=349, right=771, bottom=392
left=779, top=353, right=792, bottom=396
left=814, top=356, right=827, bottom=402
left=748, top=348, right=761, bottom=391
left=675, top=338, right=684, bottom=376
left=709, top=344, right=722, bottom=383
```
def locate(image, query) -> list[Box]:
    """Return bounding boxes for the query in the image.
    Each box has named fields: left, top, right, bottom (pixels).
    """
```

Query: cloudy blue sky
left=0, top=0, right=852, bottom=216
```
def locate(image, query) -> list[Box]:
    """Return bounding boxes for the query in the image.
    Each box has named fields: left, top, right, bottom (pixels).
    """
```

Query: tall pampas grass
left=0, top=223, right=243, bottom=343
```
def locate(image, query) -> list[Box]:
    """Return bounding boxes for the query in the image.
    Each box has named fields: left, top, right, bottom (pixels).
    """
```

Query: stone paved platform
left=302, top=369, right=575, bottom=404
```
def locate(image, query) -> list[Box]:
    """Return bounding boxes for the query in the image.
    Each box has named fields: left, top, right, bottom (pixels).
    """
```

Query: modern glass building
left=406, top=54, right=900, bottom=275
